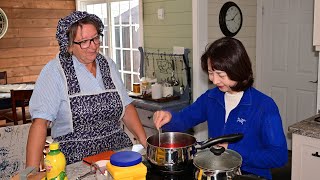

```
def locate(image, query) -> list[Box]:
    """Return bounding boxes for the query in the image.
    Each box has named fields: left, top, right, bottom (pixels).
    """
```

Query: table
left=0, top=83, right=35, bottom=109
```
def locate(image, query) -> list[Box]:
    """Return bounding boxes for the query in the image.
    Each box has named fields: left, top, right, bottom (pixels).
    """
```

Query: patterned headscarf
left=56, top=11, right=104, bottom=53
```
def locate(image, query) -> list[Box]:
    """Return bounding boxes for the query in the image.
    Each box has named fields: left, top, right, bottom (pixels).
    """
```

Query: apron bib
left=54, top=53, right=132, bottom=164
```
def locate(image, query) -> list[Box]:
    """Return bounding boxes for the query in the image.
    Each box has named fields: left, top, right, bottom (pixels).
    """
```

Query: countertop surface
left=288, top=114, right=320, bottom=139
left=132, top=97, right=190, bottom=112
left=66, top=159, right=195, bottom=180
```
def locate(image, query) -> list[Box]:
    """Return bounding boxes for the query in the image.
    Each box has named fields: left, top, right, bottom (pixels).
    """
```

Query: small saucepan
left=146, top=132, right=243, bottom=172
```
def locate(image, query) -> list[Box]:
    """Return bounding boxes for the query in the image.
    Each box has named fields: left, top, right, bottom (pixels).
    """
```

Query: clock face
left=226, top=6, right=242, bottom=33
left=0, top=8, right=8, bottom=39
left=219, top=2, right=243, bottom=37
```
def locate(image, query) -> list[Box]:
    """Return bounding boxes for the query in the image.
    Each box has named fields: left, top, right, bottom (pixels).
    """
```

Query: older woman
left=26, top=11, right=147, bottom=167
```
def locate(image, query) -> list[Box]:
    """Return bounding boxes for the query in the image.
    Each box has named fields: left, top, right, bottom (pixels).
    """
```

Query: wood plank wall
left=0, top=0, right=75, bottom=83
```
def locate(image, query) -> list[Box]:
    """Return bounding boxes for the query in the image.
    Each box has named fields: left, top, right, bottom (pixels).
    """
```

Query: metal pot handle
left=197, top=133, right=244, bottom=150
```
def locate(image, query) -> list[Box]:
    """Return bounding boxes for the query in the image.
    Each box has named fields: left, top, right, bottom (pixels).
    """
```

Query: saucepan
left=146, top=132, right=244, bottom=172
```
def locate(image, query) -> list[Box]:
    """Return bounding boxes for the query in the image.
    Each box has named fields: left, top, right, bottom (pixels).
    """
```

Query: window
left=76, top=0, right=143, bottom=91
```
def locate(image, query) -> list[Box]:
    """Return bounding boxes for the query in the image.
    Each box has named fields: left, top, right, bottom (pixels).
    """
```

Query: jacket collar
left=208, top=87, right=253, bottom=107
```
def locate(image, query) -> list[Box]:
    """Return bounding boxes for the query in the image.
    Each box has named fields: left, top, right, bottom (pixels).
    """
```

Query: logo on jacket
left=237, top=117, right=246, bottom=125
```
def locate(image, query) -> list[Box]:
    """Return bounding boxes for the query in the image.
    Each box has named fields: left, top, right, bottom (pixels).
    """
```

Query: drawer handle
left=312, top=152, right=320, bottom=158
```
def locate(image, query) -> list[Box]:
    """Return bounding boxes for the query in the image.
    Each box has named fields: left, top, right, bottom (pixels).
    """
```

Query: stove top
left=143, top=161, right=195, bottom=180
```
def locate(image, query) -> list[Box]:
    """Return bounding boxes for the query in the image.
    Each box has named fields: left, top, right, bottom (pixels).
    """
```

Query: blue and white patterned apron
left=54, top=53, right=132, bottom=164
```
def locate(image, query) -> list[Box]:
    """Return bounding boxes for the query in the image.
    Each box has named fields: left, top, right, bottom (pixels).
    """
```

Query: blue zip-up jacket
left=163, top=87, right=288, bottom=179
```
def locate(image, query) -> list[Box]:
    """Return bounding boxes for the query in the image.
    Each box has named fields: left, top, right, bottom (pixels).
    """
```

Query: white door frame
left=192, top=0, right=208, bottom=141
left=256, top=0, right=263, bottom=90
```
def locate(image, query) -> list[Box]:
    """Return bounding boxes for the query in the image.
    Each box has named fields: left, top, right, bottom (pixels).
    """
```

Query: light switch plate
left=157, top=8, right=164, bottom=20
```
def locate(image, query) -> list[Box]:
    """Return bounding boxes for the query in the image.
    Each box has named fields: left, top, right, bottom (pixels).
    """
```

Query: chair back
left=10, top=89, right=33, bottom=125
left=0, top=123, right=31, bottom=179
left=0, top=71, right=7, bottom=84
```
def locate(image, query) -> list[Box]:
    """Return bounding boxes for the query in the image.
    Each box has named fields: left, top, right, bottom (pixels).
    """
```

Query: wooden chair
left=0, top=71, right=7, bottom=84
left=3, top=89, right=33, bottom=125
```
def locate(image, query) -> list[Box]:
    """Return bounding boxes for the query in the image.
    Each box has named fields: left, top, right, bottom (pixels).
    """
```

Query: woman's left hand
left=217, top=143, right=228, bottom=149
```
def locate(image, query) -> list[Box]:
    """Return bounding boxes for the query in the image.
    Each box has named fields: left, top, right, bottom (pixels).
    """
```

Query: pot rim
left=194, top=164, right=242, bottom=173
left=146, top=132, right=197, bottom=149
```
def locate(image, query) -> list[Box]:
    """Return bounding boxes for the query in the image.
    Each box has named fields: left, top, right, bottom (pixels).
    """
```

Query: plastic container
left=44, top=142, right=68, bottom=180
left=106, top=151, right=147, bottom=180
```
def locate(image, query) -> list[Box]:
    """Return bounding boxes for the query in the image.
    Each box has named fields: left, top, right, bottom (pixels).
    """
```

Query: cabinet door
left=136, top=108, right=156, bottom=129
left=292, top=134, right=320, bottom=180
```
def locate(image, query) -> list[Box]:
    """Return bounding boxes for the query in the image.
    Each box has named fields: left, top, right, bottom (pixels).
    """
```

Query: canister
left=106, top=151, right=147, bottom=180
left=151, top=83, right=162, bottom=99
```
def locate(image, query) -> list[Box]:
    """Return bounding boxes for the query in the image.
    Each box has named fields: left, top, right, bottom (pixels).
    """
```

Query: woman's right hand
left=153, top=110, right=172, bottom=130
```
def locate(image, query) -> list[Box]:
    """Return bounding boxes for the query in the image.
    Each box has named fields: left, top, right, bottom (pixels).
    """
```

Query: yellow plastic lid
left=49, top=142, right=59, bottom=151
left=106, top=162, right=147, bottom=179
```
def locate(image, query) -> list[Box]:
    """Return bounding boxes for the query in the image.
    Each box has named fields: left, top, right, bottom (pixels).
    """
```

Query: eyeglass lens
left=79, top=36, right=101, bottom=49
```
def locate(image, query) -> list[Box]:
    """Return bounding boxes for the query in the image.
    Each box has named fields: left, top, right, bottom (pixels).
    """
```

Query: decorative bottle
left=44, top=142, right=68, bottom=180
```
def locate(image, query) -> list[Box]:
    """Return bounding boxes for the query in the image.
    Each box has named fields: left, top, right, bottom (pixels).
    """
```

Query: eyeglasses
left=73, top=35, right=102, bottom=49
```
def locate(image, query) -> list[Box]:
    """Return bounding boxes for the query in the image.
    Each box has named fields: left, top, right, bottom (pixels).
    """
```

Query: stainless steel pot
left=146, top=132, right=244, bottom=172
left=194, top=146, right=242, bottom=180
left=193, top=146, right=265, bottom=180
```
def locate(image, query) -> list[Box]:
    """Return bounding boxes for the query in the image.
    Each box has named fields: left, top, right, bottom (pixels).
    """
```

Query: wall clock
left=219, top=1, right=243, bottom=37
left=0, top=8, right=8, bottom=39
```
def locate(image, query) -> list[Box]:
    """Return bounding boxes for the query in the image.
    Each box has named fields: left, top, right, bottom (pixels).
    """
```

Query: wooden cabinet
left=313, top=0, right=320, bottom=50
left=291, top=133, right=320, bottom=180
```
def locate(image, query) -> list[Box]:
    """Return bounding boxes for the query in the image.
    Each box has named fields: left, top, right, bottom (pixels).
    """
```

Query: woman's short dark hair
left=67, top=16, right=102, bottom=46
left=201, top=37, right=254, bottom=91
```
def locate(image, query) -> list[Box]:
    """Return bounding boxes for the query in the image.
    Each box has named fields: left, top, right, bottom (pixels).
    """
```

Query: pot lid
left=193, top=147, right=242, bottom=171
left=110, top=151, right=142, bottom=167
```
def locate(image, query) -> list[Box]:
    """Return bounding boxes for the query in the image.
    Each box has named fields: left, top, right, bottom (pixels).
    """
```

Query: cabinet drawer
left=137, top=108, right=155, bottom=128
left=292, top=134, right=320, bottom=180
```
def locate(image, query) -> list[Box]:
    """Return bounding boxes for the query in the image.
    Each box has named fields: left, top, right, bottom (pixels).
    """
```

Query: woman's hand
left=153, top=110, right=172, bottom=130
left=217, top=143, right=228, bottom=149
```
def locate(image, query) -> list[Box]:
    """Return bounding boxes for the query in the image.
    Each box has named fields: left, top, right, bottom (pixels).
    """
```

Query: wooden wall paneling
left=0, top=37, right=58, bottom=49
left=0, top=0, right=75, bottom=83
left=3, top=8, right=74, bottom=19
left=10, top=19, right=60, bottom=28
left=0, top=1, right=75, bottom=10
left=0, top=47, right=59, bottom=58
left=0, top=56, right=53, bottom=68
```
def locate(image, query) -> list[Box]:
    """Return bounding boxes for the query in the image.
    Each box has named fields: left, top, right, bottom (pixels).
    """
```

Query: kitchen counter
left=288, top=114, right=320, bottom=139
left=66, top=159, right=195, bottom=180
left=66, top=161, right=93, bottom=180
left=288, top=114, right=320, bottom=180
left=132, top=97, right=190, bottom=112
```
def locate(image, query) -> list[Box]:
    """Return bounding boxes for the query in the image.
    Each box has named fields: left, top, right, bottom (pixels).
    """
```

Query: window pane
left=124, top=73, right=132, bottom=91
left=116, top=50, right=121, bottom=70
left=122, top=26, right=130, bottom=48
left=132, top=25, right=139, bottom=48
left=115, top=26, right=120, bottom=47
left=131, top=0, right=139, bottom=24
left=133, top=74, right=140, bottom=83
left=111, top=2, right=120, bottom=25
left=103, top=30, right=108, bottom=47
left=133, top=50, right=140, bottom=72
left=120, top=1, right=130, bottom=25
left=123, top=50, right=131, bottom=71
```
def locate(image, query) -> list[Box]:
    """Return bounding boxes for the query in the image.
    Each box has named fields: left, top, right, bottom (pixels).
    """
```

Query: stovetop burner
left=143, top=161, right=195, bottom=180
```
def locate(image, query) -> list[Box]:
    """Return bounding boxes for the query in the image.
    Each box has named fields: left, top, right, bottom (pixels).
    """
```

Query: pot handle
left=198, top=133, right=244, bottom=150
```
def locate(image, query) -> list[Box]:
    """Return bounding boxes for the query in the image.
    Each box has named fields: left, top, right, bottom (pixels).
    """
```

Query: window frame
left=75, top=0, right=144, bottom=91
